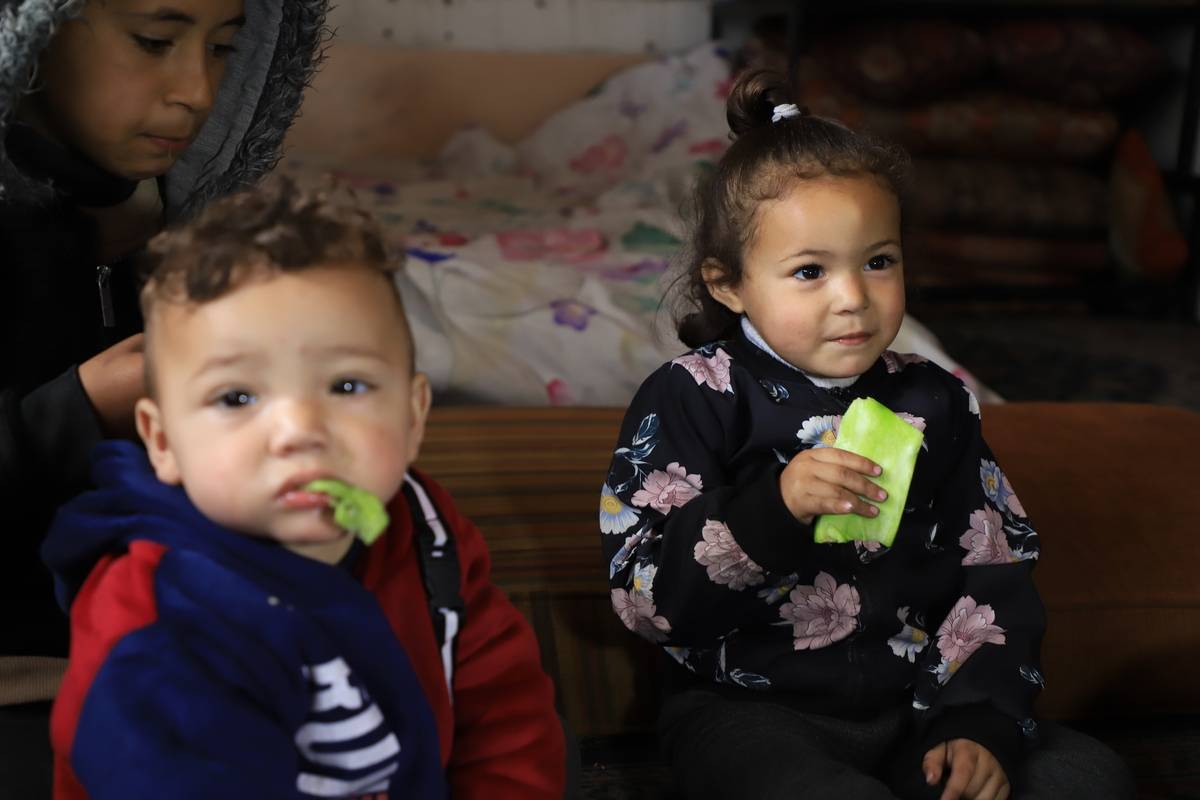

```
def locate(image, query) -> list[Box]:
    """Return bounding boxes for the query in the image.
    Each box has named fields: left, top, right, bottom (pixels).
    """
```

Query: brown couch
left=416, top=402, right=1200, bottom=737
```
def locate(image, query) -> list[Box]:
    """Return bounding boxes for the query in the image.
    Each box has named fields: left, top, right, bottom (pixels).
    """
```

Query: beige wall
left=284, top=45, right=647, bottom=160
left=328, top=0, right=711, bottom=54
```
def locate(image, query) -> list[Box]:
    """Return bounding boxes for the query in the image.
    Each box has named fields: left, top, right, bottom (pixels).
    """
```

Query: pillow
left=905, top=231, right=1110, bottom=289
left=795, top=63, right=1118, bottom=161
left=817, top=20, right=989, bottom=105
left=1109, top=130, right=1189, bottom=281
left=987, top=20, right=1164, bottom=107
left=515, top=44, right=732, bottom=199
left=909, top=158, right=1107, bottom=234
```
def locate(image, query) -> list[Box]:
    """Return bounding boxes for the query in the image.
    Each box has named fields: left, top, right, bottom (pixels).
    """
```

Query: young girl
left=0, top=0, right=328, bottom=794
left=600, top=71, right=1133, bottom=800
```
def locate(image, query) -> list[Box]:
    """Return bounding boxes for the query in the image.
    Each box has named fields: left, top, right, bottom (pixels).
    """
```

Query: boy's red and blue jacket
left=42, top=441, right=565, bottom=799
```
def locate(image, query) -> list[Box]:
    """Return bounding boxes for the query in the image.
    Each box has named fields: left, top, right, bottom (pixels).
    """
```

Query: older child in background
left=599, top=71, right=1132, bottom=800
left=42, top=177, right=568, bottom=799
left=0, top=1, right=326, bottom=792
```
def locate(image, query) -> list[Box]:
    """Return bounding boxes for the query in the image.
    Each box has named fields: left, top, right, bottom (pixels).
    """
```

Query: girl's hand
left=78, top=333, right=145, bottom=439
left=779, top=446, right=886, bottom=525
left=922, top=739, right=1010, bottom=800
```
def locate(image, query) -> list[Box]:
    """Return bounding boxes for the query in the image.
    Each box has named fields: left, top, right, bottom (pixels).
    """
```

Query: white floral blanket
left=281, top=44, right=999, bottom=405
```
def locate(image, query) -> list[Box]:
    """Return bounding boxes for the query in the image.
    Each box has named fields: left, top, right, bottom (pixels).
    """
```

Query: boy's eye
left=132, top=35, right=172, bottom=54
left=216, top=389, right=255, bottom=408
left=332, top=379, right=371, bottom=395
left=793, top=265, right=824, bottom=281
left=866, top=254, right=897, bottom=271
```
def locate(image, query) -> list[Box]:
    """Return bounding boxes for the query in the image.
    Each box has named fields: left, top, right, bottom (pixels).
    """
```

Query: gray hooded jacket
left=0, top=0, right=330, bottom=659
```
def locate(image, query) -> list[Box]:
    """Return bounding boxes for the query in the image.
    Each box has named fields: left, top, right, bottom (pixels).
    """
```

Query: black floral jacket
left=601, top=326, right=1046, bottom=769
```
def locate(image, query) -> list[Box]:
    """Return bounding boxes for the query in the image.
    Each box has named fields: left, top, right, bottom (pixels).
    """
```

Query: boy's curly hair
left=138, top=176, right=413, bottom=394
left=139, top=174, right=396, bottom=309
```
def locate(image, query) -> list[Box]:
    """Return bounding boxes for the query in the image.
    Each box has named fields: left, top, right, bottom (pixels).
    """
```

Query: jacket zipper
left=96, top=265, right=115, bottom=327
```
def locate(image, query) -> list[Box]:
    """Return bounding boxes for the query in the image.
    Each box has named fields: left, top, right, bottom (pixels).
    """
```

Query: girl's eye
left=332, top=379, right=370, bottom=395
left=216, top=389, right=255, bottom=408
left=794, top=265, right=824, bottom=281
left=133, top=35, right=172, bottom=54
left=209, top=43, right=238, bottom=58
left=866, top=254, right=897, bottom=271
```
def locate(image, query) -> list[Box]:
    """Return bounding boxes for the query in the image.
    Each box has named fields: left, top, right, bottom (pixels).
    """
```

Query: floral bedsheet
left=280, top=44, right=999, bottom=406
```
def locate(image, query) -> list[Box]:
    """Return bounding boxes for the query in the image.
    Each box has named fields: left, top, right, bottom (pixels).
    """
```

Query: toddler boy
left=41, top=177, right=566, bottom=799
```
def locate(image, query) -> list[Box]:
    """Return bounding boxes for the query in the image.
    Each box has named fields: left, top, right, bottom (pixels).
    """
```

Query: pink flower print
left=570, top=135, right=628, bottom=174
left=980, top=460, right=1027, bottom=517
left=895, top=412, right=927, bottom=433
left=936, top=596, right=1006, bottom=667
left=550, top=299, right=597, bottom=331
left=693, top=520, right=764, bottom=590
left=543, top=228, right=607, bottom=262
left=496, top=228, right=607, bottom=262
left=882, top=351, right=929, bottom=374
left=671, top=348, right=734, bottom=394
left=959, top=507, right=1012, bottom=566
left=797, top=415, right=841, bottom=449
left=688, top=138, right=727, bottom=157
left=853, top=540, right=885, bottom=564
left=546, top=379, right=575, bottom=406
left=580, top=258, right=670, bottom=282
left=497, top=230, right=545, bottom=261
left=632, top=462, right=703, bottom=513
left=438, top=232, right=469, bottom=247
left=611, top=588, right=672, bottom=642
left=779, top=572, right=861, bottom=650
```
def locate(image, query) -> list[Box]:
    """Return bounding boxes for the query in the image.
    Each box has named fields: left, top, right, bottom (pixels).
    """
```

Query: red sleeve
left=417, top=474, right=566, bottom=800
left=50, top=541, right=167, bottom=800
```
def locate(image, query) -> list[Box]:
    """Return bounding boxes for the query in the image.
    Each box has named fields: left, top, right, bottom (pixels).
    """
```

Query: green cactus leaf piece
left=813, top=397, right=923, bottom=548
left=304, top=479, right=390, bottom=545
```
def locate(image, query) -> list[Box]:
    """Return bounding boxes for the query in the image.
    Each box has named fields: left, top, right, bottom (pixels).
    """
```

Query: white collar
left=740, top=316, right=861, bottom=389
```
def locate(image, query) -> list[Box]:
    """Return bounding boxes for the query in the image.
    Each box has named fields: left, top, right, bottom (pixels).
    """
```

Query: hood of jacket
left=0, top=0, right=329, bottom=220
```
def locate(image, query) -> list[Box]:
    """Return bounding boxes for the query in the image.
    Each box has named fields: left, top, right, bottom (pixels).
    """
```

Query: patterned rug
left=923, top=316, right=1200, bottom=413
left=579, top=716, right=1200, bottom=799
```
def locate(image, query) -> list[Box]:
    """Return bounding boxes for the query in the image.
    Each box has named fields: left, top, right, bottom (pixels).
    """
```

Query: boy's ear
left=404, top=373, right=434, bottom=465
left=135, top=398, right=181, bottom=485
left=701, top=258, right=745, bottom=314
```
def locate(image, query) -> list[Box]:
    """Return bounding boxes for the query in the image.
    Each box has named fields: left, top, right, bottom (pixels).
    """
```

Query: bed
left=280, top=42, right=1001, bottom=407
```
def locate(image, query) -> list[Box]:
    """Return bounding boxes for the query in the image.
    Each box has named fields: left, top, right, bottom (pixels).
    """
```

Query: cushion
left=818, top=20, right=989, bottom=105
left=909, top=158, right=1107, bottom=234
left=1109, top=130, right=1190, bottom=281
left=987, top=20, right=1165, bottom=107
left=795, top=64, right=1119, bottom=161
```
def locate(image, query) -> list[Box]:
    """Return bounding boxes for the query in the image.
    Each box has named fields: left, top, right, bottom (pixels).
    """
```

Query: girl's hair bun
left=726, top=69, right=792, bottom=138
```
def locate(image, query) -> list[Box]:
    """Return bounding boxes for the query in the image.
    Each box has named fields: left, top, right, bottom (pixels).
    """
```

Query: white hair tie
left=772, top=103, right=801, bottom=123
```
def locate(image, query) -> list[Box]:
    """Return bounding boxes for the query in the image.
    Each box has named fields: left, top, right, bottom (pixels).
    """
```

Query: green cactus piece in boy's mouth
left=303, top=479, right=390, bottom=545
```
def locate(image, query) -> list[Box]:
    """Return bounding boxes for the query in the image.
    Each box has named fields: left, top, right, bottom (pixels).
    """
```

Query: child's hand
left=779, top=447, right=886, bottom=525
left=922, top=739, right=1010, bottom=800
left=78, top=334, right=145, bottom=439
